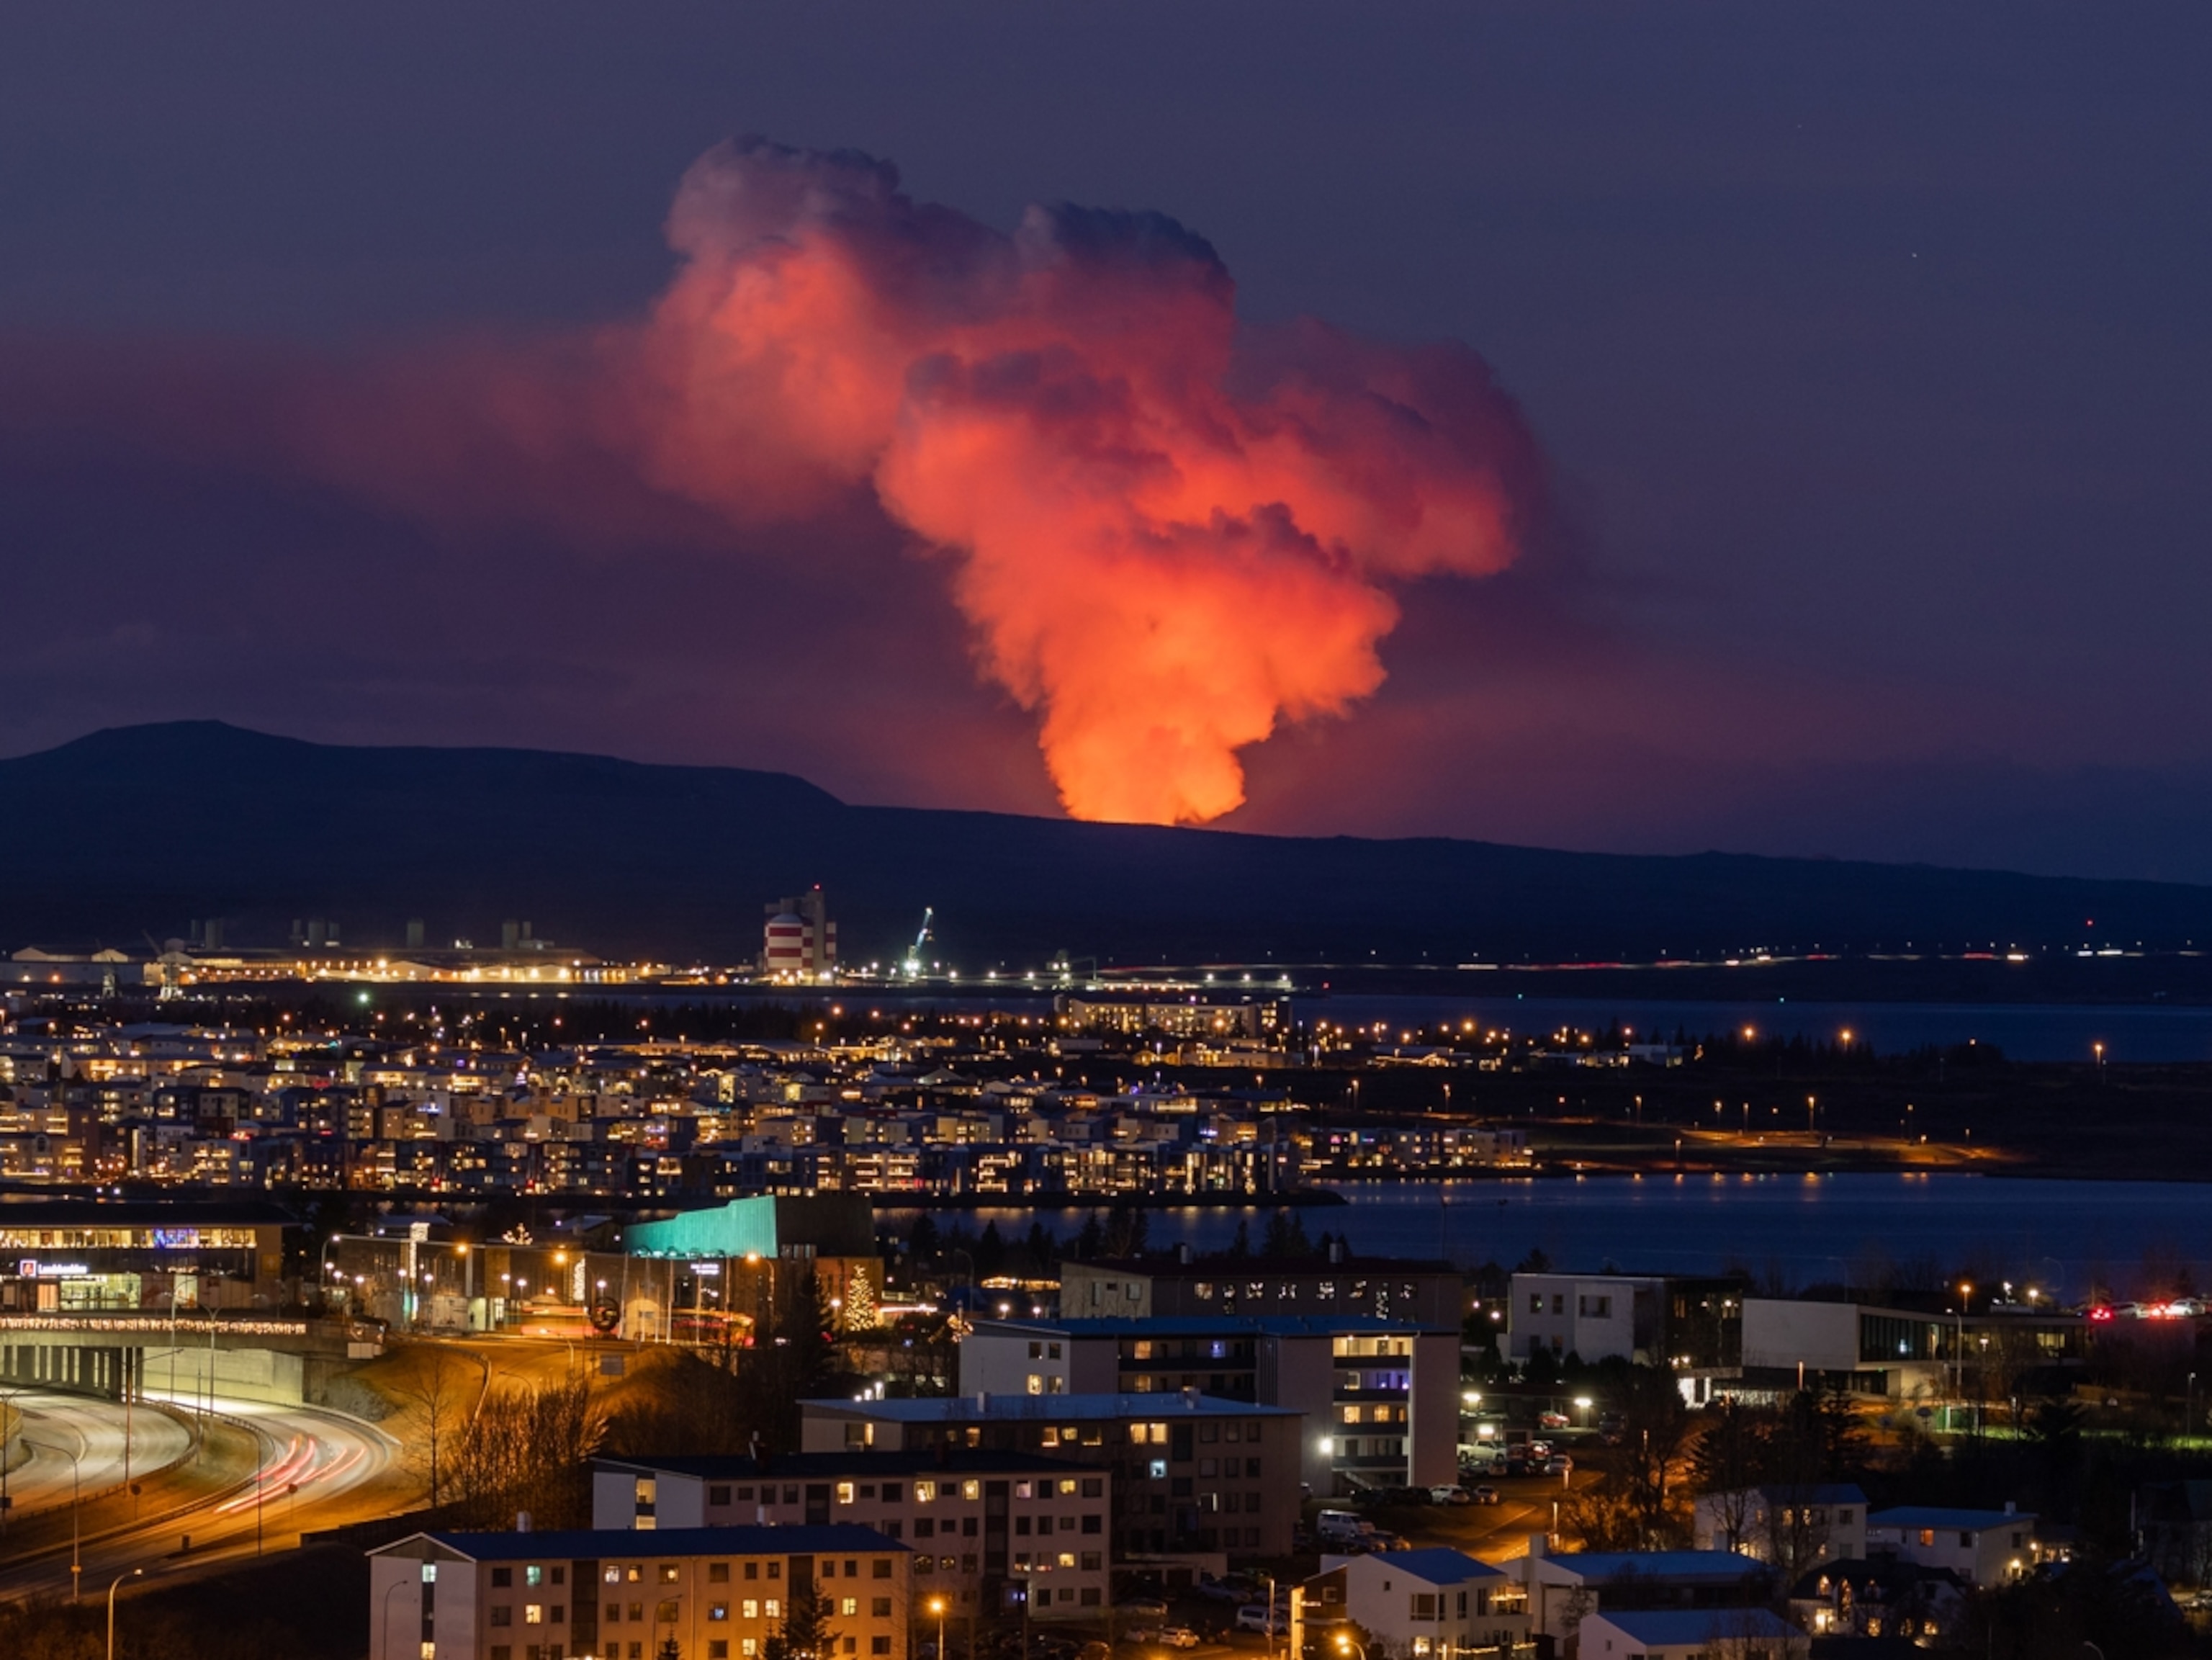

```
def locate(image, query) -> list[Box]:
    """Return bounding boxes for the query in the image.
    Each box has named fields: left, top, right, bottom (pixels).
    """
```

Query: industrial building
left=763, top=890, right=837, bottom=980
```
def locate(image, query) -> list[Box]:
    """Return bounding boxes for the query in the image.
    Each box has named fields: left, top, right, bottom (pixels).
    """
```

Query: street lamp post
left=0, top=1383, right=22, bottom=1542
left=28, top=1438, right=83, bottom=1600
left=381, top=1578, right=410, bottom=1660
left=107, top=1566, right=143, bottom=1660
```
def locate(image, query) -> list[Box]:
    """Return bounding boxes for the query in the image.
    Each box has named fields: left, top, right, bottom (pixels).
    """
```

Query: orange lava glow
left=616, top=140, right=1542, bottom=824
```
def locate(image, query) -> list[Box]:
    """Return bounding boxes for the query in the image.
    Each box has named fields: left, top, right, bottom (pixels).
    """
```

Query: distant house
left=1692, top=1484, right=1867, bottom=1569
left=2136, top=1480, right=2212, bottom=1587
left=1789, top=1556, right=1966, bottom=1644
left=1302, top=1548, right=1532, bottom=1659
left=1514, top=1541, right=1774, bottom=1646
left=1864, top=1505, right=2037, bottom=1587
left=1574, top=1607, right=1809, bottom=1660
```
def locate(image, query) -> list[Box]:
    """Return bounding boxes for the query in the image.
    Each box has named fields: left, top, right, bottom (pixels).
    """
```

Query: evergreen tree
left=763, top=1585, right=836, bottom=1660
left=976, top=1220, right=1007, bottom=1278
left=1226, top=1219, right=1252, bottom=1260
left=1075, top=1212, right=1105, bottom=1260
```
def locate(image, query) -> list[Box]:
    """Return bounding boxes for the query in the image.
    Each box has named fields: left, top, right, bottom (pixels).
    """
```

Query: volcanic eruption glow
left=611, top=139, right=1543, bottom=825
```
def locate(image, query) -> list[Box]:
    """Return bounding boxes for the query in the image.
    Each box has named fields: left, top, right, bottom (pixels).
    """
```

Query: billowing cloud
left=609, top=138, right=1544, bottom=823
left=6, top=139, right=1543, bottom=825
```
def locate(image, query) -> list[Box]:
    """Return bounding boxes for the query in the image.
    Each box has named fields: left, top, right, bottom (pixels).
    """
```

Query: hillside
left=4, top=722, right=2212, bottom=977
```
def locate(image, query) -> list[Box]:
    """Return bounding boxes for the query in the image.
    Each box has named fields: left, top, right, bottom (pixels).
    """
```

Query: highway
left=0, top=1388, right=405, bottom=1605
left=1, top=1388, right=196, bottom=1520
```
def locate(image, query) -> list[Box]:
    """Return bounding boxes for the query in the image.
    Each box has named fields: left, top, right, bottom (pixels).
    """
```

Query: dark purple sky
left=4, top=4, right=2211, bottom=878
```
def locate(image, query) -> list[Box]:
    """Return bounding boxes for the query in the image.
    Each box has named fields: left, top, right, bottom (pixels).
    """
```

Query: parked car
left=1429, top=1484, right=1471, bottom=1505
left=1160, top=1630, right=1202, bottom=1649
left=1544, top=1455, right=1574, bottom=1476
left=1538, top=1410, right=1570, bottom=1430
left=1195, top=1577, right=1244, bottom=1605
left=1472, top=1485, right=1501, bottom=1505
left=1117, top=1600, right=1170, bottom=1622
left=1370, top=1530, right=1412, bottom=1551
left=1236, top=1607, right=1282, bottom=1634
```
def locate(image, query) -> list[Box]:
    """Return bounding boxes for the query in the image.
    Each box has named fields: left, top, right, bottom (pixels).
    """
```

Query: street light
left=381, top=1579, right=411, bottom=1660
left=27, top=1438, right=82, bottom=1600
left=107, top=1566, right=143, bottom=1660
left=930, top=1593, right=949, bottom=1660
left=1334, top=1634, right=1367, bottom=1660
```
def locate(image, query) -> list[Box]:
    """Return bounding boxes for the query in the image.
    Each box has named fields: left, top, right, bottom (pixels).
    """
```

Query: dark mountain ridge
left=2, top=722, right=2208, bottom=974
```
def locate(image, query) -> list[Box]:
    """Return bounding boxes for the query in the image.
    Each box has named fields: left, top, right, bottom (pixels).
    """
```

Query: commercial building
left=0, top=1198, right=293, bottom=1314
left=1060, top=1248, right=1463, bottom=1329
left=799, top=1391, right=1300, bottom=1564
left=1864, top=1505, right=2039, bottom=1587
left=1740, top=1297, right=2085, bottom=1399
left=1506, top=1272, right=1744, bottom=1378
left=589, top=1452, right=1109, bottom=1620
left=1302, top=1548, right=1533, bottom=1659
left=957, top=1314, right=1460, bottom=1494
left=369, top=1523, right=910, bottom=1660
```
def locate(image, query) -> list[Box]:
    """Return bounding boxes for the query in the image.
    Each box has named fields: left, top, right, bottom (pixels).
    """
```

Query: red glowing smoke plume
left=611, top=140, right=1540, bottom=825
left=27, top=140, right=1539, bottom=824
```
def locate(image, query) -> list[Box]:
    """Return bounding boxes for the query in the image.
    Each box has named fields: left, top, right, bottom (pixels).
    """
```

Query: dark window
left=493, top=1569, right=514, bottom=1589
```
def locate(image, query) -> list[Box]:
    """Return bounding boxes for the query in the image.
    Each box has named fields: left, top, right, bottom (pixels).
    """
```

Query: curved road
left=1, top=1389, right=194, bottom=1515
left=0, top=1390, right=403, bottom=1605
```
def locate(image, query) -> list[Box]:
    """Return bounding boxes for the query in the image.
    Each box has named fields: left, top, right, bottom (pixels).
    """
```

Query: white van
left=1316, top=1509, right=1372, bottom=1544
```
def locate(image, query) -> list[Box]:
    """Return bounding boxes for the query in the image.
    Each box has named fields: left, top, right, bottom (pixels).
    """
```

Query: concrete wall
left=142, top=1343, right=305, bottom=1406
left=1741, top=1300, right=1860, bottom=1373
left=1409, top=1332, right=1461, bottom=1486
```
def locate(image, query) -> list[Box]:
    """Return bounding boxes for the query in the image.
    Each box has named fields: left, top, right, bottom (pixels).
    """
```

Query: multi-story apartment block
left=958, top=1314, right=1460, bottom=1494
left=589, top=1451, right=1109, bottom=1620
left=1059, top=1248, right=1464, bottom=1328
left=799, top=1391, right=1300, bottom=1563
left=369, top=1524, right=910, bottom=1660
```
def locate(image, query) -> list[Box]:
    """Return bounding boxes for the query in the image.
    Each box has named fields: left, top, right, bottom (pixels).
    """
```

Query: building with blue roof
left=1303, top=1546, right=1531, bottom=1658
left=1866, top=1503, right=2039, bottom=1587
left=1518, top=1542, right=1776, bottom=1644
left=1576, top=1606, right=1808, bottom=1658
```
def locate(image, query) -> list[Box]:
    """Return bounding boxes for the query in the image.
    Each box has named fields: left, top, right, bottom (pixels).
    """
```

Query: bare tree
left=387, top=1340, right=475, bottom=1507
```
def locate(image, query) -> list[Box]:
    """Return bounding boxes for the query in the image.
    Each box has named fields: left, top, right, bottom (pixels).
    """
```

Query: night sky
left=4, top=6, right=2209, bottom=877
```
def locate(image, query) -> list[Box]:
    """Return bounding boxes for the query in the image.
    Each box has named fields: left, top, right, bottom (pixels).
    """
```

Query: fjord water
left=1298, top=995, right=2212, bottom=1064
left=891, top=1175, right=2212, bottom=1303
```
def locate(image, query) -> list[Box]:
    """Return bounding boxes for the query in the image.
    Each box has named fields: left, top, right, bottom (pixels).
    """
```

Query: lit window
left=421, top=1564, right=438, bottom=1584
left=961, top=1481, right=980, bottom=1501
left=841, top=1598, right=859, bottom=1617
left=711, top=1605, right=729, bottom=1621
left=526, top=1566, right=544, bottom=1588
left=1058, top=1480, right=1077, bottom=1497
left=744, top=1602, right=760, bottom=1619
left=1015, top=1483, right=1034, bottom=1499
left=915, top=1481, right=937, bottom=1504
left=524, top=1606, right=544, bottom=1625
left=837, top=1483, right=855, bottom=1505
left=766, top=1600, right=781, bottom=1618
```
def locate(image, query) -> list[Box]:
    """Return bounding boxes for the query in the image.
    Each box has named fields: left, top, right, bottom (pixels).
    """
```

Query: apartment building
left=958, top=1314, right=1460, bottom=1493
left=588, top=1451, right=1108, bottom=1620
left=368, top=1524, right=909, bottom=1660
left=799, top=1391, right=1300, bottom=1563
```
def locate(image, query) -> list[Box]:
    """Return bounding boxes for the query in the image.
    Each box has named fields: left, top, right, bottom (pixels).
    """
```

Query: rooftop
left=804, top=1393, right=1299, bottom=1422
left=1325, top=1548, right=1505, bottom=1587
left=593, top=1450, right=1096, bottom=1480
left=382, top=1525, right=907, bottom=1562
left=1588, top=1607, right=1804, bottom=1645
left=1869, top=1506, right=2035, bottom=1531
left=1533, top=1550, right=1771, bottom=1584
left=974, top=1315, right=1432, bottom=1338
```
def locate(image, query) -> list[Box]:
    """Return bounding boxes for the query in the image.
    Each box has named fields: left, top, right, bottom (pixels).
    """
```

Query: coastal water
left=881, top=1174, right=2212, bottom=1303
left=1295, top=996, right=2212, bottom=1064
